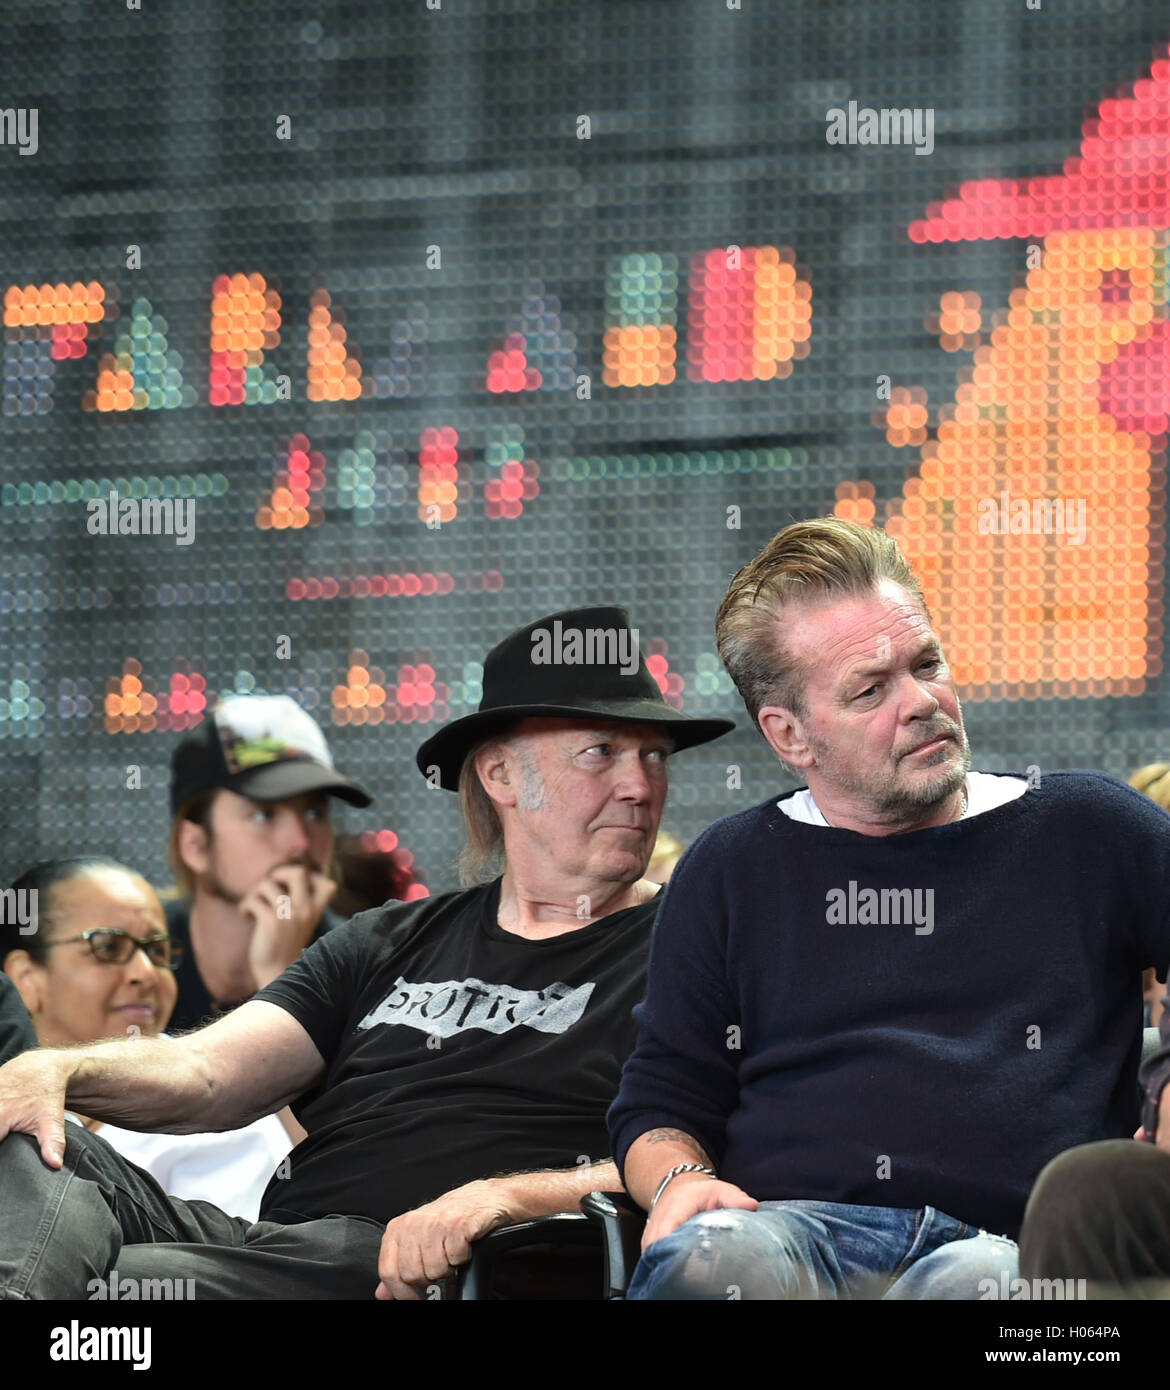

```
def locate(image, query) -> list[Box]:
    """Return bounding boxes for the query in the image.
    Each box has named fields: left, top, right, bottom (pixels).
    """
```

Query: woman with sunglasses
left=0, top=856, right=292, bottom=1219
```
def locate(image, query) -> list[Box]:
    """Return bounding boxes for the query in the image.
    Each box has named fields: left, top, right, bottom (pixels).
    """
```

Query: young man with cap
left=0, top=605, right=732, bottom=1300
left=165, top=694, right=373, bottom=1032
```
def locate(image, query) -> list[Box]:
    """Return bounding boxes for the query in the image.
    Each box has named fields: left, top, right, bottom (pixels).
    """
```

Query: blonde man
left=610, top=516, right=1170, bottom=1300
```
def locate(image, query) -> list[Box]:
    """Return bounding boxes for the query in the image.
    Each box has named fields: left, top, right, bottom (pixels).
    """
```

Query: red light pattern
left=910, top=47, right=1170, bottom=241
left=332, top=651, right=451, bottom=726
left=484, top=454, right=540, bottom=520
left=646, top=639, right=685, bottom=711
left=104, top=660, right=207, bottom=734
left=257, top=433, right=325, bottom=530
left=358, top=829, right=430, bottom=901
left=418, top=426, right=459, bottom=524
left=686, top=245, right=812, bottom=383
left=5, top=282, right=107, bottom=415
left=285, top=570, right=504, bottom=600
left=486, top=332, right=540, bottom=393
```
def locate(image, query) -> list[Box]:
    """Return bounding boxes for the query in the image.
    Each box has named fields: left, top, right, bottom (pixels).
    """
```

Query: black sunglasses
left=43, top=927, right=183, bottom=971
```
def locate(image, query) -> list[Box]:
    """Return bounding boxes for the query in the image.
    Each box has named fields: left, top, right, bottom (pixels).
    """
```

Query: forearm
left=58, top=1034, right=220, bottom=1135
left=623, top=1127, right=716, bottom=1211
left=489, top=1159, right=622, bottom=1224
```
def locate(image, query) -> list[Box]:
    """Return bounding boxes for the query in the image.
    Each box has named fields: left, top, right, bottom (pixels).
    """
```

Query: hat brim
left=415, top=702, right=736, bottom=791
left=232, top=760, right=373, bottom=808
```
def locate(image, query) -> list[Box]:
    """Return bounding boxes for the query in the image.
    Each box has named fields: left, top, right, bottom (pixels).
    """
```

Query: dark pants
left=0, top=1128, right=385, bottom=1300
left=1019, top=1139, right=1170, bottom=1299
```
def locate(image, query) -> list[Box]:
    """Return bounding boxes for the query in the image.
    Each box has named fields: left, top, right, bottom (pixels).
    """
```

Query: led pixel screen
left=1, top=0, right=1169, bottom=887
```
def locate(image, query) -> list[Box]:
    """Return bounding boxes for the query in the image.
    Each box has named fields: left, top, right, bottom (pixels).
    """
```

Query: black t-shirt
left=165, top=897, right=343, bottom=1034
left=0, top=973, right=36, bottom=1065
left=253, top=879, right=658, bottom=1225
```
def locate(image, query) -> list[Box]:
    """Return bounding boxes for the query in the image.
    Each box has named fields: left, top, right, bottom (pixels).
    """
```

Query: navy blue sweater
left=609, top=771, right=1170, bottom=1238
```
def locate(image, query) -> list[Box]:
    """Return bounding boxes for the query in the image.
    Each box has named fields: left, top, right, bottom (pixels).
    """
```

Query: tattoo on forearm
left=642, top=1128, right=714, bottom=1168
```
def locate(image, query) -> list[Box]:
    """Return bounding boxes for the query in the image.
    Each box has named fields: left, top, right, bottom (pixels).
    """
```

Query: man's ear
left=3, top=951, right=45, bottom=1017
left=757, top=705, right=815, bottom=770
left=474, top=742, right=519, bottom=810
left=177, top=817, right=212, bottom=876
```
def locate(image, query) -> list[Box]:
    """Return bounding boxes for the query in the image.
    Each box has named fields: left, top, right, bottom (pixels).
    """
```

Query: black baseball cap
left=170, top=694, right=373, bottom=816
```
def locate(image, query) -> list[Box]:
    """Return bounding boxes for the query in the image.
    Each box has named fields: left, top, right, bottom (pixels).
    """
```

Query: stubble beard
left=196, top=853, right=321, bottom=908
left=196, top=866, right=244, bottom=908
left=811, top=723, right=973, bottom=822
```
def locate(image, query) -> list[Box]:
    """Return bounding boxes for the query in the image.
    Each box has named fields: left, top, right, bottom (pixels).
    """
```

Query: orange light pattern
left=256, top=432, right=325, bottom=530
left=881, top=386, right=929, bottom=447
left=603, top=324, right=676, bottom=387
left=928, top=291, right=983, bottom=352
left=418, top=426, right=459, bottom=524
left=209, top=272, right=282, bottom=406
left=332, top=651, right=451, bottom=726
left=833, top=480, right=877, bottom=528
left=4, top=282, right=106, bottom=415
left=3, top=281, right=105, bottom=345
left=306, top=289, right=362, bottom=402
left=686, top=245, right=812, bottom=382
left=843, top=229, right=1165, bottom=698
left=104, top=661, right=207, bottom=734
left=602, top=254, right=678, bottom=387
left=839, top=44, right=1170, bottom=700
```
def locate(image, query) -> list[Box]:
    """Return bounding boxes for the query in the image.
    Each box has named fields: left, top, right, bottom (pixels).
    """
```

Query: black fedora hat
left=415, top=605, right=735, bottom=790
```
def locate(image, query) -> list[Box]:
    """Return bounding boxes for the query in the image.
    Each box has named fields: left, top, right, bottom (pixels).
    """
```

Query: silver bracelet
left=651, top=1162, right=716, bottom=1209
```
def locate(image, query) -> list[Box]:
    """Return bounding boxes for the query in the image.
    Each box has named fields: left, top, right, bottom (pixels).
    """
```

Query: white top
left=67, top=1111, right=293, bottom=1222
left=779, top=769, right=1029, bottom=826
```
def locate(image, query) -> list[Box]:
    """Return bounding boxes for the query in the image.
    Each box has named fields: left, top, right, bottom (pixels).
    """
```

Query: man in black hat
left=164, top=694, right=373, bottom=1033
left=0, top=606, right=732, bottom=1299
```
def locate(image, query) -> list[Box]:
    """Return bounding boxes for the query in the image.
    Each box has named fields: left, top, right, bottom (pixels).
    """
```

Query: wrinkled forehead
left=783, top=580, right=936, bottom=673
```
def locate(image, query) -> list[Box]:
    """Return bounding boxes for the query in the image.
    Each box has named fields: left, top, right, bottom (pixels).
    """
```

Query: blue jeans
left=628, top=1200, right=1019, bottom=1300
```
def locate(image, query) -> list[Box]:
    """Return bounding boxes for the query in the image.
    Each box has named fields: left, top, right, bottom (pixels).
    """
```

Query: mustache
left=899, top=720, right=964, bottom=758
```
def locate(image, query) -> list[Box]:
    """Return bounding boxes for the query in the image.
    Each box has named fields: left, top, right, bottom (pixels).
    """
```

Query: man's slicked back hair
left=715, top=516, right=929, bottom=727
